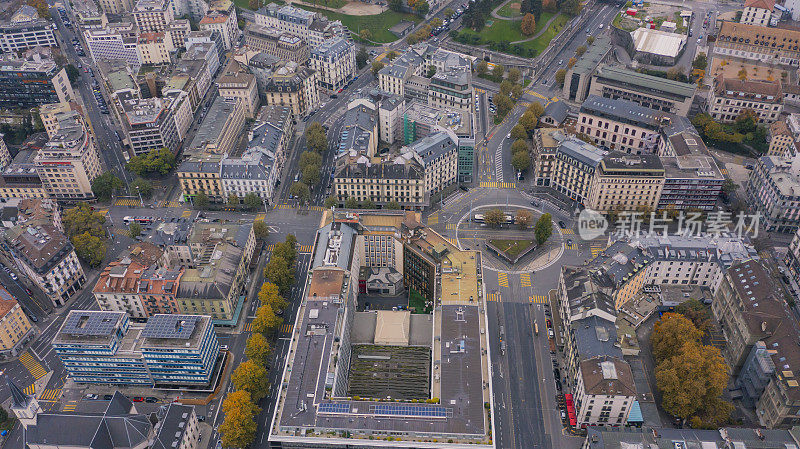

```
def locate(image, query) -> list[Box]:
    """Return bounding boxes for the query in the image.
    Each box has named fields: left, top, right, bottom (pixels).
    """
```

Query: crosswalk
left=479, top=182, right=517, bottom=189
left=181, top=210, right=192, bottom=218
left=721, top=168, right=729, bottom=175
left=244, top=322, right=253, bottom=332
left=20, top=351, right=47, bottom=379
left=280, top=324, right=293, bottom=334
left=256, top=213, right=266, bottom=221
left=445, top=237, right=457, bottom=247
left=299, top=245, right=312, bottom=253
left=114, top=198, right=141, bottom=207
left=564, top=243, right=578, bottom=250
left=487, top=293, right=501, bottom=302
left=520, top=273, right=531, bottom=287
left=275, top=204, right=293, bottom=209
left=23, top=384, right=35, bottom=395
left=266, top=244, right=276, bottom=251
left=156, top=200, right=182, bottom=207
left=39, top=388, right=62, bottom=401
left=590, top=244, right=605, bottom=259
left=561, top=229, right=574, bottom=234
left=446, top=223, right=457, bottom=230
left=427, top=212, right=439, bottom=226
left=98, top=208, right=109, bottom=216
left=495, top=149, right=504, bottom=181
left=62, top=401, right=78, bottom=412
left=498, top=272, right=509, bottom=288
left=529, top=295, right=547, bottom=304
left=308, top=206, right=325, bottom=212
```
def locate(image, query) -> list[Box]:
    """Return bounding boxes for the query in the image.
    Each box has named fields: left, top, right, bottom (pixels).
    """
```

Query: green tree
left=484, top=208, right=505, bottom=227
left=534, top=213, right=552, bottom=245
left=65, top=64, right=80, bottom=83
left=126, top=148, right=175, bottom=176
left=587, top=35, right=595, bottom=44
left=356, top=46, right=369, bottom=69
left=131, top=178, right=153, bottom=199
left=248, top=0, right=259, bottom=9
left=72, top=232, right=106, bottom=267
left=387, top=200, right=401, bottom=210
left=0, top=405, right=7, bottom=423
left=275, top=234, right=298, bottom=265
left=511, top=84, right=523, bottom=99
left=372, top=61, right=385, bottom=76
left=512, top=151, right=531, bottom=171
left=345, top=197, right=359, bottom=209
left=426, top=65, right=437, bottom=78
left=253, top=220, right=269, bottom=240
left=388, top=0, right=403, bottom=11
left=652, top=313, right=703, bottom=363
left=414, top=0, right=429, bottom=16
left=359, top=28, right=373, bottom=41
left=290, top=182, right=311, bottom=204
left=305, top=122, right=328, bottom=153
left=193, top=191, right=210, bottom=210
left=555, top=69, right=567, bottom=86
left=63, top=204, right=106, bottom=239
left=494, top=93, right=514, bottom=116
left=576, top=45, right=587, bottom=57
left=227, top=193, right=239, bottom=206
left=692, top=52, right=708, bottom=70
left=520, top=111, right=538, bottom=131
left=527, top=102, right=545, bottom=119
left=325, top=196, right=338, bottom=208
left=477, top=60, right=488, bottom=76
left=258, top=282, right=288, bottom=311
left=302, top=164, right=321, bottom=186
left=299, top=151, right=322, bottom=170
left=507, top=68, right=521, bottom=84
left=562, top=0, right=581, bottom=15
left=361, top=199, right=375, bottom=209
left=128, top=222, right=142, bottom=239
left=492, top=63, right=505, bottom=79
left=516, top=209, right=532, bottom=229
left=722, top=178, right=738, bottom=195
left=252, top=304, right=283, bottom=336
left=232, top=360, right=270, bottom=401
left=91, top=172, right=123, bottom=201
left=444, top=7, right=455, bottom=17
left=244, top=193, right=262, bottom=211
left=219, top=391, right=259, bottom=448
left=264, top=256, right=294, bottom=296
left=511, top=139, right=528, bottom=155
left=499, top=80, right=513, bottom=96
left=675, top=299, right=712, bottom=333
left=567, top=57, right=577, bottom=69
left=521, top=13, right=536, bottom=35
left=245, top=333, right=272, bottom=366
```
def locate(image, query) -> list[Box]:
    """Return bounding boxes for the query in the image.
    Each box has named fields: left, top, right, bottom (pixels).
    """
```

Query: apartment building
left=53, top=310, right=220, bottom=387
left=741, top=0, right=777, bottom=25
left=169, top=55, right=213, bottom=111
left=132, top=0, right=172, bottom=33
left=428, top=67, right=473, bottom=114
left=253, top=2, right=347, bottom=47
left=715, top=21, right=800, bottom=68
left=588, top=64, right=696, bottom=115
left=552, top=138, right=607, bottom=205
left=746, top=154, right=800, bottom=233
left=587, top=241, right=653, bottom=310
left=137, top=32, right=171, bottom=65
left=400, top=131, right=459, bottom=196
left=378, top=51, right=424, bottom=98
left=337, top=99, right=379, bottom=157
left=217, top=60, right=260, bottom=118
left=0, top=6, right=57, bottom=53
left=185, top=97, right=244, bottom=160
left=577, top=95, right=664, bottom=154
left=116, top=91, right=180, bottom=157
left=185, top=29, right=224, bottom=61
left=39, top=102, right=72, bottom=138
left=0, top=287, right=34, bottom=359
left=261, top=61, right=319, bottom=117
left=379, top=94, right=405, bottom=145
left=334, top=161, right=425, bottom=208
left=586, top=152, right=664, bottom=213
left=243, top=25, right=309, bottom=64
left=97, top=0, right=134, bottom=15
left=0, top=150, right=48, bottom=200
left=199, top=0, right=238, bottom=50
left=171, top=0, right=208, bottom=21
left=84, top=23, right=142, bottom=73
left=0, top=53, right=73, bottom=108
left=708, top=76, right=783, bottom=124
left=768, top=120, right=799, bottom=158
left=6, top=222, right=85, bottom=307
left=310, top=38, right=356, bottom=94
left=533, top=128, right=564, bottom=187
left=0, top=135, right=9, bottom=170
left=35, top=111, right=102, bottom=200
left=177, top=158, right=222, bottom=202
left=162, top=89, right=193, bottom=142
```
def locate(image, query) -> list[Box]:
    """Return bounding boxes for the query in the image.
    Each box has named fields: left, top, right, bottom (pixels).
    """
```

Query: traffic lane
left=0, top=268, right=49, bottom=317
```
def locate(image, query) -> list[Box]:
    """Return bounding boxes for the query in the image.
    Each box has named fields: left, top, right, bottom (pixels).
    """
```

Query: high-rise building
left=0, top=6, right=57, bottom=53
left=0, top=53, right=73, bottom=108
left=116, top=91, right=180, bottom=157
left=84, top=22, right=142, bottom=72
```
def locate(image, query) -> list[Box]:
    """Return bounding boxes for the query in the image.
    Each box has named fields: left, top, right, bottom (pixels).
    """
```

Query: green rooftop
left=571, top=36, right=612, bottom=76
left=595, top=64, right=696, bottom=99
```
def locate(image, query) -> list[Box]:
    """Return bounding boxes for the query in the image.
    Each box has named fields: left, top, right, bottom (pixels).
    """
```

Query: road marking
left=62, top=401, right=78, bottom=412
left=156, top=200, right=182, bottom=207
left=446, top=223, right=457, bottom=230
left=23, top=383, right=35, bottom=395
left=244, top=322, right=253, bottom=332
left=520, top=273, right=531, bottom=287
left=280, top=324, right=293, bottom=334
left=39, top=388, right=62, bottom=401
left=561, top=229, right=574, bottom=235
left=498, top=272, right=509, bottom=288
left=256, top=213, right=266, bottom=221
left=487, top=293, right=500, bottom=302
left=721, top=168, right=729, bottom=175
left=427, top=212, right=439, bottom=225
left=299, top=245, right=313, bottom=253
left=479, top=182, right=517, bottom=189
left=529, top=295, right=547, bottom=304
left=98, top=208, right=109, bottom=216
left=590, top=245, right=605, bottom=258
left=564, top=243, right=578, bottom=250
left=181, top=210, right=192, bottom=218
left=20, top=351, right=47, bottom=379
left=445, top=237, right=457, bottom=247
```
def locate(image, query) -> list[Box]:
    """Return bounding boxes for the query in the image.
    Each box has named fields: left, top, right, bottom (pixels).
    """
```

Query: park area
left=455, top=12, right=569, bottom=56
left=298, top=5, right=420, bottom=42
left=488, top=239, right=535, bottom=259
left=496, top=1, right=523, bottom=17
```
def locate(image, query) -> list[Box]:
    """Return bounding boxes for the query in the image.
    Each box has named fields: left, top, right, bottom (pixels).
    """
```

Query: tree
left=587, top=35, right=595, bottom=44
left=258, top=282, right=288, bottom=312
left=499, top=80, right=513, bottom=96
left=508, top=68, right=521, bottom=84
left=575, top=45, right=587, bottom=56
left=516, top=209, right=533, bottom=229
left=555, top=69, right=567, bottom=86
left=444, top=7, right=455, bottom=17
left=562, top=0, right=581, bottom=15
left=387, top=200, right=401, bottom=210
left=253, top=220, right=269, bottom=240
left=245, top=333, right=272, bottom=366
left=244, top=193, right=262, bottom=211
left=494, top=93, right=514, bottom=116
left=692, top=52, right=708, bottom=70
left=666, top=66, right=683, bottom=81
left=252, top=304, right=283, bottom=336
left=371, top=60, right=385, bottom=76
left=738, top=67, right=748, bottom=80
left=492, top=63, right=505, bottom=79
left=651, top=313, right=703, bottom=363
left=345, top=197, right=359, bottom=209
left=520, top=110, right=538, bottom=131
left=477, top=60, right=488, bottom=76
left=655, top=342, right=729, bottom=421
left=527, top=101, right=544, bottom=119
left=274, top=235, right=297, bottom=266
left=63, top=204, right=106, bottom=239
left=219, top=391, right=259, bottom=448
left=264, top=256, right=294, bottom=296
left=414, top=0, right=429, bottom=16
left=305, top=122, right=328, bottom=153
left=484, top=208, right=505, bottom=227
left=91, top=172, right=123, bottom=201
left=302, top=164, right=321, bottom=186
left=72, top=232, right=106, bottom=267
left=232, top=360, right=270, bottom=402
left=130, top=178, right=153, bottom=200
left=722, top=178, right=738, bottom=195
left=248, top=0, right=259, bottom=9
left=542, top=0, right=556, bottom=12
left=359, top=29, right=373, bottom=41
left=0, top=405, right=7, bottom=423
left=299, top=151, right=322, bottom=170
left=511, top=124, right=527, bottom=140
left=126, top=148, right=175, bottom=176
left=512, top=151, right=531, bottom=171
left=531, top=0, right=542, bottom=18
left=194, top=191, right=210, bottom=210
left=325, top=196, right=338, bottom=208
left=675, top=299, right=712, bottom=333
left=511, top=84, right=523, bottom=99
left=426, top=65, right=437, bottom=78
left=430, top=18, right=443, bottom=28
left=534, top=213, right=552, bottom=245
left=388, top=0, right=403, bottom=11
left=356, top=46, right=369, bottom=69
left=65, top=64, right=80, bottom=83
left=128, top=222, right=142, bottom=239
left=361, top=198, right=375, bottom=209
left=511, top=139, right=528, bottom=155
left=226, top=193, right=239, bottom=206
left=567, top=57, right=577, bottom=69
left=521, top=13, right=536, bottom=35
left=290, top=182, right=311, bottom=204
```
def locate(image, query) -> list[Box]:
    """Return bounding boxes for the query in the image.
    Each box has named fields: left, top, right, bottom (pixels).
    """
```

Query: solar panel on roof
left=318, top=402, right=351, bottom=414
left=63, top=312, right=122, bottom=336
left=370, top=404, right=450, bottom=418
left=141, top=315, right=201, bottom=339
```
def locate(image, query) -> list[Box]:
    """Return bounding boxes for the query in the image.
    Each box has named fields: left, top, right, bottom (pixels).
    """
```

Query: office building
left=746, top=154, right=800, bottom=233
left=97, top=0, right=134, bottom=15
left=714, top=21, right=800, bottom=68
left=708, top=75, right=783, bottom=124
left=132, top=0, right=172, bottom=33
left=136, top=32, right=171, bottom=65
left=217, top=60, right=260, bottom=118
left=0, top=287, right=34, bottom=359
left=310, top=37, right=356, bottom=94
left=184, top=97, right=244, bottom=161
left=0, top=149, right=47, bottom=200
left=584, top=426, right=800, bottom=449
left=243, top=25, right=309, bottom=64
left=261, top=60, right=319, bottom=117
left=428, top=67, right=473, bottom=114
left=0, top=53, right=73, bottom=108
left=199, top=0, right=238, bottom=50
left=552, top=138, right=607, bottom=205
left=586, top=152, right=664, bottom=213
left=84, top=23, right=142, bottom=73
left=378, top=50, right=424, bottom=98
left=116, top=91, right=180, bottom=157
left=588, top=64, right=696, bottom=115
left=0, top=6, right=57, bottom=53
left=577, top=95, right=665, bottom=154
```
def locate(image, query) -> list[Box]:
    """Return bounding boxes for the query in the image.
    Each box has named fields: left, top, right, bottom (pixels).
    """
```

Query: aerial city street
left=1, top=0, right=800, bottom=447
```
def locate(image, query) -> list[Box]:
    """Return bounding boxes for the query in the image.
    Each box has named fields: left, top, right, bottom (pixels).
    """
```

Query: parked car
left=103, top=394, right=114, bottom=400
left=131, top=397, right=145, bottom=402
left=85, top=394, right=99, bottom=400
left=145, top=397, right=159, bottom=403
left=558, top=220, right=567, bottom=228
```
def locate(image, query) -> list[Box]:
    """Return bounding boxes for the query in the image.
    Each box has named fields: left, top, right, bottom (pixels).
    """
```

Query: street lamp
left=134, top=185, right=144, bottom=207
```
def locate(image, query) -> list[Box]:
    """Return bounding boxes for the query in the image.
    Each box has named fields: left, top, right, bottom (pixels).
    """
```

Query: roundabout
left=454, top=203, right=566, bottom=274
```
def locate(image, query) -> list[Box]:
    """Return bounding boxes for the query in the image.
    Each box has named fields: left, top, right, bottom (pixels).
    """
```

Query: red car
left=132, top=397, right=145, bottom=402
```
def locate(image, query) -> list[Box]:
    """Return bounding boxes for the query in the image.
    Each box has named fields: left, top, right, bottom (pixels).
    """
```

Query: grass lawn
left=496, top=1, right=523, bottom=18
left=409, top=289, right=431, bottom=314
left=461, top=11, right=559, bottom=44
left=233, top=0, right=284, bottom=10
left=303, top=0, right=347, bottom=8
left=518, top=13, right=569, bottom=53
left=489, top=239, right=534, bottom=258
left=297, top=5, right=420, bottom=42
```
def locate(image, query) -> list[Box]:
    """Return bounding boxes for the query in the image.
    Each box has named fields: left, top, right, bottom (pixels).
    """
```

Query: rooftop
left=594, top=64, right=696, bottom=99
left=581, top=95, right=667, bottom=130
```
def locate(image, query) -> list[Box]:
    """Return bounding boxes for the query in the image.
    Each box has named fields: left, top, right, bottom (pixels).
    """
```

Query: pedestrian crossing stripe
left=62, top=402, right=78, bottom=412
left=299, top=245, right=312, bottom=253
left=498, top=272, right=509, bottom=288
left=275, top=204, right=293, bottom=209
left=156, top=201, right=182, bottom=207
left=308, top=206, right=325, bottom=212
left=281, top=324, right=293, bottom=334
left=114, top=198, right=141, bottom=207
left=487, top=293, right=500, bottom=302
left=520, top=273, right=531, bottom=288
left=427, top=212, right=439, bottom=225
left=39, top=389, right=62, bottom=401
left=98, top=209, right=109, bottom=216
left=181, top=210, right=192, bottom=218
left=445, top=237, right=457, bottom=247
left=20, top=351, right=47, bottom=379
left=446, top=223, right=457, bottom=230
left=564, top=243, right=578, bottom=250
left=561, top=229, right=574, bottom=234
left=590, top=246, right=604, bottom=258
left=479, top=182, right=516, bottom=189
left=256, top=213, right=266, bottom=221
left=266, top=244, right=276, bottom=251
left=23, top=384, right=35, bottom=395
left=721, top=168, right=729, bottom=175
left=244, top=322, right=253, bottom=332
left=529, top=295, right=547, bottom=304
